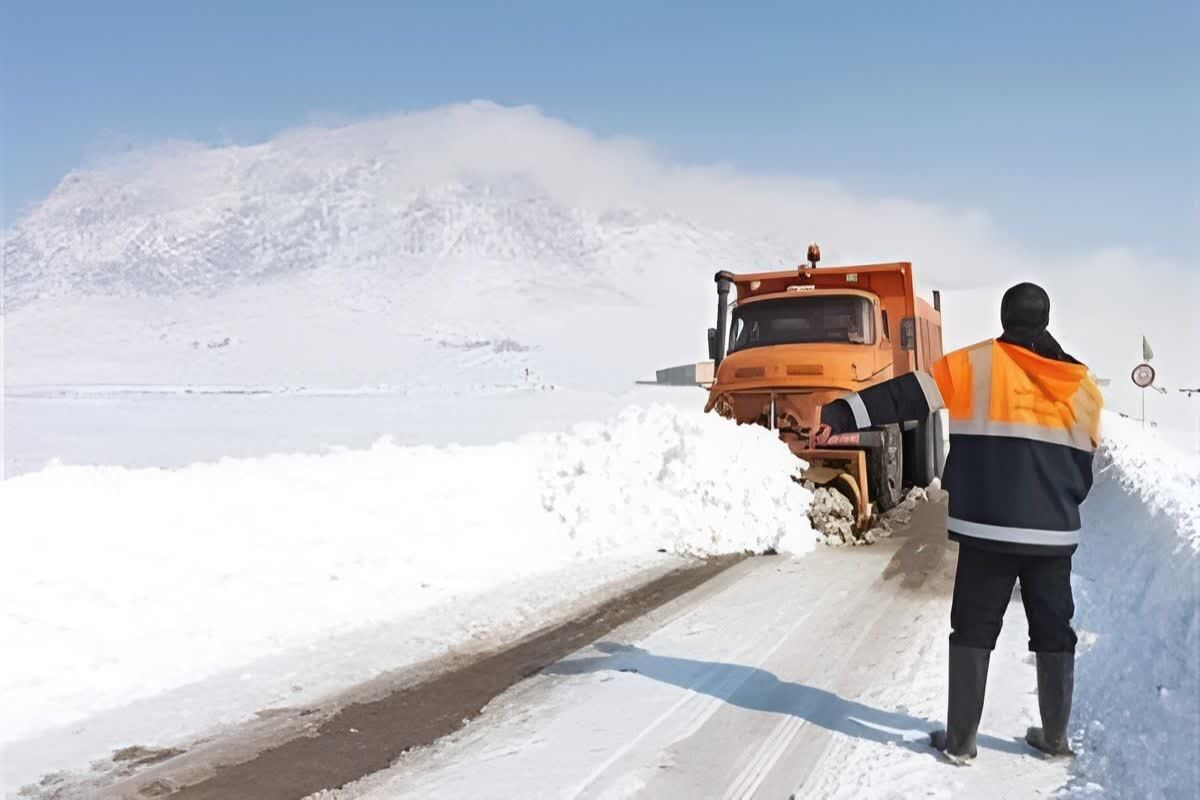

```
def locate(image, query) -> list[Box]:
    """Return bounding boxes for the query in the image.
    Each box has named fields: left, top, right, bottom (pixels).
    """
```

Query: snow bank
left=1068, top=413, right=1200, bottom=798
left=540, top=406, right=815, bottom=557
left=0, top=405, right=814, bottom=746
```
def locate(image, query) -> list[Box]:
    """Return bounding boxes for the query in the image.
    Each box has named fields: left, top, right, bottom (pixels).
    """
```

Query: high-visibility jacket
left=821, top=338, right=1103, bottom=555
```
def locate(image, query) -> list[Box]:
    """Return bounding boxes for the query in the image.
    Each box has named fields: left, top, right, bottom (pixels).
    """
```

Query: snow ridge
left=1094, top=414, right=1200, bottom=547
left=1068, top=413, right=1200, bottom=798
left=540, top=405, right=815, bottom=558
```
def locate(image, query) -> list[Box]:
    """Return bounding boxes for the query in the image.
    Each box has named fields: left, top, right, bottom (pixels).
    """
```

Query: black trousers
left=949, top=542, right=1077, bottom=653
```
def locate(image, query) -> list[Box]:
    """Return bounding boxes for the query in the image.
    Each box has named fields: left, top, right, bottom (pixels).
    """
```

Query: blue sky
left=2, top=1, right=1195, bottom=259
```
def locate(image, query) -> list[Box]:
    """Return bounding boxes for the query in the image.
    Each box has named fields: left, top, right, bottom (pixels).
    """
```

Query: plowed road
left=324, top=497, right=1069, bottom=800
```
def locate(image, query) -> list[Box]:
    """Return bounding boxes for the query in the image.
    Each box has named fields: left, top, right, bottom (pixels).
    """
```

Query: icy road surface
left=324, top=498, right=1070, bottom=800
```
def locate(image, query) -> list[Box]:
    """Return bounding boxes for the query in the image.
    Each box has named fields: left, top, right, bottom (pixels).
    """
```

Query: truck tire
left=933, top=409, right=948, bottom=480
left=903, top=414, right=938, bottom=488
left=869, top=423, right=904, bottom=513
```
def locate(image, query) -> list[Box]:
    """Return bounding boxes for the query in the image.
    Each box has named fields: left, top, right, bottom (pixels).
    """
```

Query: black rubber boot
left=1025, top=651, right=1075, bottom=757
left=930, top=645, right=991, bottom=765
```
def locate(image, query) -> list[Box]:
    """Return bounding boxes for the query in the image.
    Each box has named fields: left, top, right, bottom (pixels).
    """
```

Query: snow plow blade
left=796, top=449, right=871, bottom=531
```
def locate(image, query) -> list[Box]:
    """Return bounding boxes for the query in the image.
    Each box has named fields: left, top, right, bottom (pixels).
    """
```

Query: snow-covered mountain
left=4, top=102, right=1196, bottom=423
left=4, top=169, right=762, bottom=309
left=3, top=102, right=801, bottom=310
left=2, top=104, right=799, bottom=387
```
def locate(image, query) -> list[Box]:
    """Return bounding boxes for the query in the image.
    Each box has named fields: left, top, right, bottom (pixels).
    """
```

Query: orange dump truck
left=704, top=245, right=946, bottom=529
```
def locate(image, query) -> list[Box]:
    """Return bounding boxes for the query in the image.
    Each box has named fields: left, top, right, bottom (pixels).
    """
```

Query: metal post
left=713, top=271, right=734, bottom=369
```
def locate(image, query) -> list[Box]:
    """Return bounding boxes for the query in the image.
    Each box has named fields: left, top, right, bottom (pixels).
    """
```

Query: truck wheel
left=932, top=409, right=948, bottom=480
left=869, top=424, right=904, bottom=513
left=903, top=414, right=938, bottom=487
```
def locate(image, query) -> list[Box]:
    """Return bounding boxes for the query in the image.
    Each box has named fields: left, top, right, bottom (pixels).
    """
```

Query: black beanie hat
left=997, top=282, right=1080, bottom=364
left=1000, top=282, right=1051, bottom=339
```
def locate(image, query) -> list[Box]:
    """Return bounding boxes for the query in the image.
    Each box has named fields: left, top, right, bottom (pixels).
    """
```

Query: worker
left=817, top=282, right=1103, bottom=765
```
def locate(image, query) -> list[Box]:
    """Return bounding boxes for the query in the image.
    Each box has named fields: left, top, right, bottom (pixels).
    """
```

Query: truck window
left=729, top=296, right=876, bottom=352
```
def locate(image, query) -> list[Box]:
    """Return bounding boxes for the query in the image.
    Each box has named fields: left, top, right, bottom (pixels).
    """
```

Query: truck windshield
left=729, top=295, right=875, bottom=352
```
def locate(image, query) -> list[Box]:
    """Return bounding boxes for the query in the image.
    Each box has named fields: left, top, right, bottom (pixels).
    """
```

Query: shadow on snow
left=544, top=641, right=1027, bottom=757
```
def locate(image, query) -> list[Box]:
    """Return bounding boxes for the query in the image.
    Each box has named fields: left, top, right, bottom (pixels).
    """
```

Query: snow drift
left=0, top=405, right=814, bottom=747
left=1069, top=413, right=1200, bottom=798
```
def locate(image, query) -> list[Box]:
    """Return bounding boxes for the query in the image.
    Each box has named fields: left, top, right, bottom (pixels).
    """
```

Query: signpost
left=1131, top=363, right=1155, bottom=428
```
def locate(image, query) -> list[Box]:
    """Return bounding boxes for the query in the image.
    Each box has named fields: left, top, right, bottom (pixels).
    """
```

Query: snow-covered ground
left=328, top=529, right=1068, bottom=800
left=4, top=407, right=1194, bottom=798
left=0, top=403, right=816, bottom=793
left=2, top=385, right=703, bottom=477
left=305, top=411, right=1199, bottom=800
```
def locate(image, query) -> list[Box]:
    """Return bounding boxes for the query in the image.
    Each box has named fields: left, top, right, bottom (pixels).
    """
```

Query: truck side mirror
left=900, top=317, right=916, bottom=351
left=707, top=328, right=719, bottom=360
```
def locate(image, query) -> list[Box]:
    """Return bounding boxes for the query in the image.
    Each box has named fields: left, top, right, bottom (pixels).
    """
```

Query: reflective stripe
left=913, top=370, right=945, bottom=412
left=948, top=516, right=1080, bottom=546
left=948, top=419, right=1096, bottom=452
left=968, top=344, right=993, bottom=420
left=845, top=393, right=871, bottom=428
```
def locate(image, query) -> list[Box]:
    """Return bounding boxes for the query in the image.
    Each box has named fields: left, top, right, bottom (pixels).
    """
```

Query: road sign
left=1131, top=363, right=1156, bottom=388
